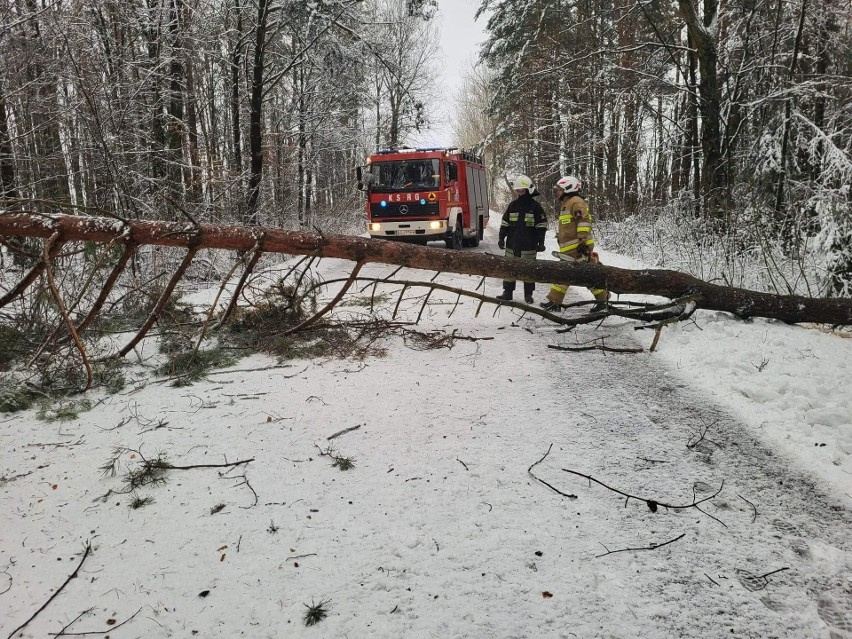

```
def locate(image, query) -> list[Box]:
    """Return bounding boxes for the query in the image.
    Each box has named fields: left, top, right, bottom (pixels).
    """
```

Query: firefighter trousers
left=502, top=248, right=537, bottom=294
left=545, top=253, right=609, bottom=304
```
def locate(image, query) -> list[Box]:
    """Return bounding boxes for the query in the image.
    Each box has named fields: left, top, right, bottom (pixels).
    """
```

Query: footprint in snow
left=692, top=480, right=715, bottom=493
left=759, top=595, right=785, bottom=612
left=817, top=591, right=852, bottom=638
left=790, top=538, right=810, bottom=558
left=772, top=518, right=800, bottom=536
left=737, top=569, right=770, bottom=592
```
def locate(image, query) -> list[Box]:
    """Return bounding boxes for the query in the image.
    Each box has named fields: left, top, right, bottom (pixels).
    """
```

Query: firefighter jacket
left=499, top=192, right=548, bottom=253
left=555, top=193, right=595, bottom=259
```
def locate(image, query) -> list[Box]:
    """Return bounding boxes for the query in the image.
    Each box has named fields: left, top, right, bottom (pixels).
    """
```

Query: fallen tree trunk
left=2, top=212, right=850, bottom=326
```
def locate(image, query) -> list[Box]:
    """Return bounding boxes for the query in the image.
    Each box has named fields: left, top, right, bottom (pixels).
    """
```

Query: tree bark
left=230, top=0, right=243, bottom=186
left=0, top=83, right=17, bottom=200
left=2, top=212, right=850, bottom=326
left=246, top=0, right=269, bottom=225
left=773, top=0, right=809, bottom=235
left=678, top=0, right=727, bottom=217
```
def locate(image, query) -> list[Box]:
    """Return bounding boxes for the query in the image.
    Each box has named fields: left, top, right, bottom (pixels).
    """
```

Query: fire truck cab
left=356, top=148, right=488, bottom=249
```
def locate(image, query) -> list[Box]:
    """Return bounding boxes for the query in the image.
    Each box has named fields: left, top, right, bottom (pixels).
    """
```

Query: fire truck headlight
left=420, top=199, right=426, bottom=205
left=429, top=221, right=442, bottom=230
left=380, top=200, right=387, bottom=207
left=370, top=223, right=382, bottom=231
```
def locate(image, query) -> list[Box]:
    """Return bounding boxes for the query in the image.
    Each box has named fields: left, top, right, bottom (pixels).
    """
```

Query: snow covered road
left=2, top=229, right=851, bottom=638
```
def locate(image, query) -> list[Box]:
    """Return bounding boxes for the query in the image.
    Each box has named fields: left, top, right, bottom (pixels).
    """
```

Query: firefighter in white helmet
left=497, top=175, right=548, bottom=303
left=540, top=175, right=610, bottom=313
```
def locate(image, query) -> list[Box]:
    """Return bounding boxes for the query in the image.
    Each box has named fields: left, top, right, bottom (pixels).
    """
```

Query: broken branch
left=41, top=233, right=92, bottom=391
left=547, top=344, right=643, bottom=353
left=278, top=260, right=364, bottom=336
left=327, top=424, right=362, bottom=441
left=528, top=444, right=578, bottom=499
left=596, top=533, right=686, bottom=557
left=561, top=467, right=724, bottom=515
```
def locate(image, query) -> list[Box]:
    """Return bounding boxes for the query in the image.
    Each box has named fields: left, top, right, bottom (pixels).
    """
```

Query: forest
left=0, top=0, right=850, bottom=323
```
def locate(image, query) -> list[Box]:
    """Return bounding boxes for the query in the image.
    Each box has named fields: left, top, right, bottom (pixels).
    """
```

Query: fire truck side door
left=465, top=166, right=477, bottom=233
left=476, top=168, right=488, bottom=221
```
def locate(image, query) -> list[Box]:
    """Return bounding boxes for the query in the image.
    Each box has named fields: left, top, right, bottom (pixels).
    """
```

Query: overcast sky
left=407, top=0, right=487, bottom=149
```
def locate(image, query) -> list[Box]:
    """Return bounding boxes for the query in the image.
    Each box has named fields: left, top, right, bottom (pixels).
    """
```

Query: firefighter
left=540, top=175, right=609, bottom=313
left=496, top=175, right=548, bottom=303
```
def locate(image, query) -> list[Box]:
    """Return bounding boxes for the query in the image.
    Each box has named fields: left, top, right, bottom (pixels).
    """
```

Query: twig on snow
left=229, top=472, right=259, bottom=509
left=52, top=606, right=142, bottom=636
left=168, top=458, right=254, bottom=471
left=287, top=554, right=317, bottom=561
left=756, top=567, right=789, bottom=583
left=153, top=364, right=309, bottom=384
left=737, top=493, right=758, bottom=523
left=649, top=326, right=663, bottom=352
left=529, top=444, right=578, bottom=500
left=314, top=444, right=355, bottom=470
left=7, top=541, right=92, bottom=639
left=327, top=424, right=362, bottom=441
left=561, top=467, right=725, bottom=522
left=548, top=343, right=643, bottom=354
left=596, top=533, right=686, bottom=557
left=50, top=607, right=93, bottom=637
left=687, top=419, right=721, bottom=450
left=0, top=569, right=12, bottom=595
left=692, top=485, right=728, bottom=528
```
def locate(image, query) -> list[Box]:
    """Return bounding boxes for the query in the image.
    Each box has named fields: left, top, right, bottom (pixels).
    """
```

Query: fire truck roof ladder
left=373, top=147, right=483, bottom=165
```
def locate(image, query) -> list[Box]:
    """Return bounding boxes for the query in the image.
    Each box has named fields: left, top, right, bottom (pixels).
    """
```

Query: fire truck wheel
left=465, top=229, right=480, bottom=248
left=445, top=218, right=464, bottom=250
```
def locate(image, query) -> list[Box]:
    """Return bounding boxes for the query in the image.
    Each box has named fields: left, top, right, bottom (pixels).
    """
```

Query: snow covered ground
left=2, top=219, right=851, bottom=638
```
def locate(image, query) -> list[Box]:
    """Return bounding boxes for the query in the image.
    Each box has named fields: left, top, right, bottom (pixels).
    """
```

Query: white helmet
left=509, top=174, right=534, bottom=193
left=555, top=175, right=582, bottom=194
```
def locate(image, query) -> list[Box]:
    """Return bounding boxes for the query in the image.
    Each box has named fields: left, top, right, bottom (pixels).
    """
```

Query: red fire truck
left=356, top=148, right=488, bottom=249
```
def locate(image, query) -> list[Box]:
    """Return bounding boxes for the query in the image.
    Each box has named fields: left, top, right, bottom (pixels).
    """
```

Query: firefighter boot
left=496, top=289, right=513, bottom=301
left=540, top=300, right=561, bottom=313
left=524, top=293, right=534, bottom=304
left=589, top=292, right=610, bottom=314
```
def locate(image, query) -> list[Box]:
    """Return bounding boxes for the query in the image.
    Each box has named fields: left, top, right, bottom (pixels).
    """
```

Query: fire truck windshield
left=367, top=160, right=440, bottom=192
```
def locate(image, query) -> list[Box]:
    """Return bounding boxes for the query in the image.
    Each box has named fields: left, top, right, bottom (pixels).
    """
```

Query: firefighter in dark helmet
left=496, top=175, right=548, bottom=304
left=540, top=175, right=609, bottom=313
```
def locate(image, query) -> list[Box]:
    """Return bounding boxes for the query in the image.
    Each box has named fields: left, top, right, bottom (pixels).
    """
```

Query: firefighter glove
left=536, top=240, right=546, bottom=252
left=498, top=238, right=505, bottom=250
left=577, top=242, right=591, bottom=257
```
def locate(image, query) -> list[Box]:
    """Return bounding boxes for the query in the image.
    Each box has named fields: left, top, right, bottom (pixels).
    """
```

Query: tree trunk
left=678, top=0, right=727, bottom=217
left=297, top=66, right=307, bottom=226
left=245, top=0, right=269, bottom=225
left=184, top=40, right=202, bottom=203
left=167, top=0, right=186, bottom=207
left=773, top=0, right=809, bottom=237
left=230, top=0, right=243, bottom=185
left=3, top=212, right=850, bottom=326
left=0, top=83, right=18, bottom=200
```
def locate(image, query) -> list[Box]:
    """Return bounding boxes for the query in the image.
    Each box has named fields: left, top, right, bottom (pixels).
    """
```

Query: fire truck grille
left=371, top=202, right=440, bottom=218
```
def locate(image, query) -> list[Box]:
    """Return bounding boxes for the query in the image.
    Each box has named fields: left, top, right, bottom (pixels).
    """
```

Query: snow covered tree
left=361, top=0, right=438, bottom=150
